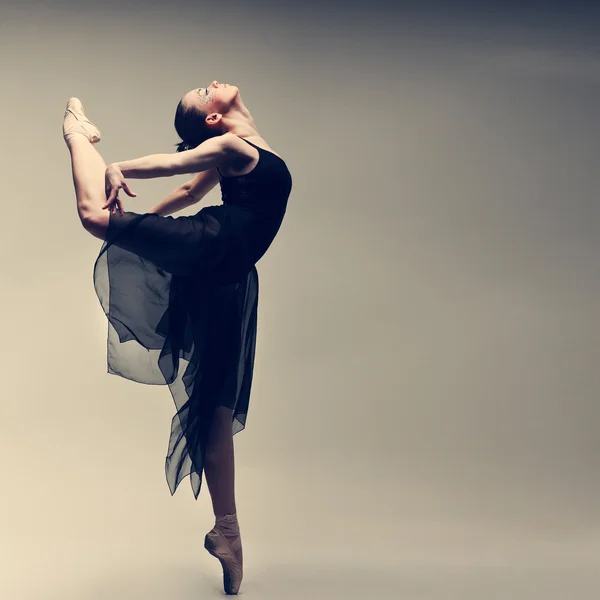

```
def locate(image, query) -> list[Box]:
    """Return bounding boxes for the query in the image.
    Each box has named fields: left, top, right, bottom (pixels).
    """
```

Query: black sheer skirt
left=93, top=206, right=258, bottom=498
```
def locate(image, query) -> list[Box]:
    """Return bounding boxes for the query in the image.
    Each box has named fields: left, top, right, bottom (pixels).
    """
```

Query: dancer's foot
left=204, top=514, right=243, bottom=595
left=63, top=97, right=101, bottom=145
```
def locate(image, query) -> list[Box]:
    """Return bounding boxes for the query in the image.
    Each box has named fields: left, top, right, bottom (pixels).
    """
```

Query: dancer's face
left=183, top=81, right=239, bottom=117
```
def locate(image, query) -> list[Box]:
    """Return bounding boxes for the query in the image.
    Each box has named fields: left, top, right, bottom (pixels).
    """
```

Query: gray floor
left=3, top=535, right=598, bottom=599
left=3, top=465, right=599, bottom=599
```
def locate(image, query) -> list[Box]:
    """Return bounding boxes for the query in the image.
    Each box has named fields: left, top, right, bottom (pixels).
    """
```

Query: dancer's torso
left=197, top=136, right=292, bottom=280
left=217, top=136, right=292, bottom=221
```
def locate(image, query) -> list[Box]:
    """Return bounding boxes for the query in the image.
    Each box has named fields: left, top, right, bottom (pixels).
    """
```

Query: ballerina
left=62, top=82, right=292, bottom=595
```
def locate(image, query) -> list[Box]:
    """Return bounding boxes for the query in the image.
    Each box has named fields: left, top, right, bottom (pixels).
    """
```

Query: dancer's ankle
left=215, top=512, right=237, bottom=521
left=215, top=513, right=240, bottom=537
left=65, top=134, right=92, bottom=149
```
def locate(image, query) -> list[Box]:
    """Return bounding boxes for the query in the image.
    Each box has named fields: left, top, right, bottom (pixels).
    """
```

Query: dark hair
left=174, top=99, right=222, bottom=152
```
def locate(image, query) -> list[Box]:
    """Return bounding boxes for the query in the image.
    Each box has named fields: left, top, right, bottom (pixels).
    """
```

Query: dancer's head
left=174, top=81, right=241, bottom=152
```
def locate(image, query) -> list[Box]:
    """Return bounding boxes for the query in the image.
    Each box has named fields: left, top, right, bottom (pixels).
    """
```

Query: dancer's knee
left=81, top=211, right=108, bottom=240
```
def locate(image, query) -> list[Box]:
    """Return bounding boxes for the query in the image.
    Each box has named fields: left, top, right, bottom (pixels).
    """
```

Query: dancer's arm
left=149, top=168, right=220, bottom=216
left=110, top=134, right=235, bottom=179
left=104, top=135, right=232, bottom=208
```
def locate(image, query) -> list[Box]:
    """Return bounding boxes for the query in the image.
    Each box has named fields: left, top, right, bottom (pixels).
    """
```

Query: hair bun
left=175, top=140, right=191, bottom=153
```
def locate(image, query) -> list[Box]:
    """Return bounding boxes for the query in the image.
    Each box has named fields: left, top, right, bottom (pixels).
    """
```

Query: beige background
left=1, top=1, right=599, bottom=598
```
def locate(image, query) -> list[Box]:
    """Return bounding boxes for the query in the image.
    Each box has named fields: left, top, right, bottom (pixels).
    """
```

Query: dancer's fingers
left=104, top=196, right=118, bottom=213
left=103, top=188, right=118, bottom=208
left=109, top=197, right=123, bottom=216
left=122, top=182, right=137, bottom=198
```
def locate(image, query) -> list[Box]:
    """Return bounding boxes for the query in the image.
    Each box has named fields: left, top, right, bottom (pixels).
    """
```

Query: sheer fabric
left=92, top=137, right=291, bottom=498
left=93, top=209, right=258, bottom=498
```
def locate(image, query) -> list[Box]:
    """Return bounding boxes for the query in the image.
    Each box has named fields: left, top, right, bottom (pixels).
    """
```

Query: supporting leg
left=204, top=406, right=238, bottom=518
left=203, top=405, right=244, bottom=595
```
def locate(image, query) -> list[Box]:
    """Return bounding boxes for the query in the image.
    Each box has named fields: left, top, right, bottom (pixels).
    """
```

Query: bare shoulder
left=221, top=133, right=247, bottom=152
left=222, top=132, right=282, bottom=159
left=215, top=133, right=283, bottom=178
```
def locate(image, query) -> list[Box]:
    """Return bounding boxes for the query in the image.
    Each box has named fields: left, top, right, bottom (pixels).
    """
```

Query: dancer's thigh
left=105, top=211, right=218, bottom=276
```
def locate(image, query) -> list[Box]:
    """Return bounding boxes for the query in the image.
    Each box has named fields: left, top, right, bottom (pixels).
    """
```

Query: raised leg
left=63, top=98, right=109, bottom=240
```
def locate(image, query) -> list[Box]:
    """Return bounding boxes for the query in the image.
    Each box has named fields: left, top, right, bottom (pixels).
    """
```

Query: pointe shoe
left=204, top=514, right=243, bottom=595
left=63, top=97, right=101, bottom=144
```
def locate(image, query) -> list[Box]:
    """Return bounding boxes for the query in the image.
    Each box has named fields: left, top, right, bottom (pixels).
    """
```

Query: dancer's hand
left=103, top=164, right=137, bottom=215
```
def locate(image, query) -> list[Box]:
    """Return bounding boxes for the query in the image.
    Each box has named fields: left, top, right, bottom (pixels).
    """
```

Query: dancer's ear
left=205, top=112, right=223, bottom=126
